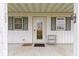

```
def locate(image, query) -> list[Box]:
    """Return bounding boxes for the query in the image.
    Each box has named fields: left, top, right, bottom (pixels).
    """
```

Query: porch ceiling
left=8, top=3, right=74, bottom=13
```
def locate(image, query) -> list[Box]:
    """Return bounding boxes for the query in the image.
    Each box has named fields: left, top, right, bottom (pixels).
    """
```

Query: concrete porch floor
left=8, top=44, right=73, bottom=56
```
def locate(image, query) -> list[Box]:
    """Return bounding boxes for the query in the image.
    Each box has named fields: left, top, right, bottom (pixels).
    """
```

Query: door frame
left=32, top=16, right=47, bottom=44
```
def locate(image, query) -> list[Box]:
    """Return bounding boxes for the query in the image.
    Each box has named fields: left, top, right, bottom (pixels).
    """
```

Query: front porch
left=8, top=3, right=75, bottom=56
left=8, top=43, right=73, bottom=56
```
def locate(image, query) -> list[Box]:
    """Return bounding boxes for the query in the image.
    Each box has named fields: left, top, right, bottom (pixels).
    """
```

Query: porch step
left=34, top=43, right=45, bottom=47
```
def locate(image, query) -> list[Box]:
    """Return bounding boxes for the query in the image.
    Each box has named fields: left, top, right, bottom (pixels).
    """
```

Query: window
left=8, top=16, right=28, bottom=30
left=56, top=17, right=65, bottom=30
left=14, top=17, right=23, bottom=30
left=51, top=17, right=71, bottom=31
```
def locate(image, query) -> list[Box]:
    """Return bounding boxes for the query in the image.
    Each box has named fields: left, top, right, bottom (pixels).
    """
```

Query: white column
left=77, top=3, right=79, bottom=56
left=0, top=20, right=3, bottom=56
left=0, top=3, right=8, bottom=56
left=74, top=3, right=79, bottom=56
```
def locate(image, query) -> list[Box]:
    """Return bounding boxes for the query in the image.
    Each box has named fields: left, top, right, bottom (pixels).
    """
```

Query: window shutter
left=51, top=17, right=56, bottom=30
left=65, top=17, right=71, bottom=31
left=23, top=17, right=28, bottom=30
left=8, top=16, right=13, bottom=30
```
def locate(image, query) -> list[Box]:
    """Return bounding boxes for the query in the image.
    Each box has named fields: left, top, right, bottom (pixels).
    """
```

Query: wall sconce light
left=71, top=14, right=76, bottom=23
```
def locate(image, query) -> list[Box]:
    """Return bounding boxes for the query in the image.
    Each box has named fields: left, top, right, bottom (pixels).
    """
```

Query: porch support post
left=74, top=3, right=78, bottom=56
left=0, top=3, right=8, bottom=56
left=76, top=3, right=79, bottom=56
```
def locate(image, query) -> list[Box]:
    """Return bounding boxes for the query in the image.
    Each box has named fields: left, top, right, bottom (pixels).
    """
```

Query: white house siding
left=8, top=16, right=32, bottom=43
left=47, top=16, right=74, bottom=44
left=8, top=13, right=74, bottom=44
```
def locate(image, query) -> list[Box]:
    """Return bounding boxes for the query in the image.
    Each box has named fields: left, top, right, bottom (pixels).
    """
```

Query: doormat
left=34, top=43, right=45, bottom=47
left=22, top=44, right=32, bottom=46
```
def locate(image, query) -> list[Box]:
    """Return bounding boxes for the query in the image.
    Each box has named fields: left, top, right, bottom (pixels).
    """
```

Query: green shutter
left=51, top=17, right=56, bottom=30
left=23, top=17, right=28, bottom=30
left=65, top=17, right=71, bottom=31
left=8, top=16, right=13, bottom=30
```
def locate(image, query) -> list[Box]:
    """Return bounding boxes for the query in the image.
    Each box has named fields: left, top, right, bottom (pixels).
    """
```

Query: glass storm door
left=33, top=17, right=46, bottom=43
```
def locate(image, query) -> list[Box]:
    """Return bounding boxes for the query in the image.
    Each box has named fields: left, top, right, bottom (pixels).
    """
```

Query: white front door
left=33, top=16, right=46, bottom=43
